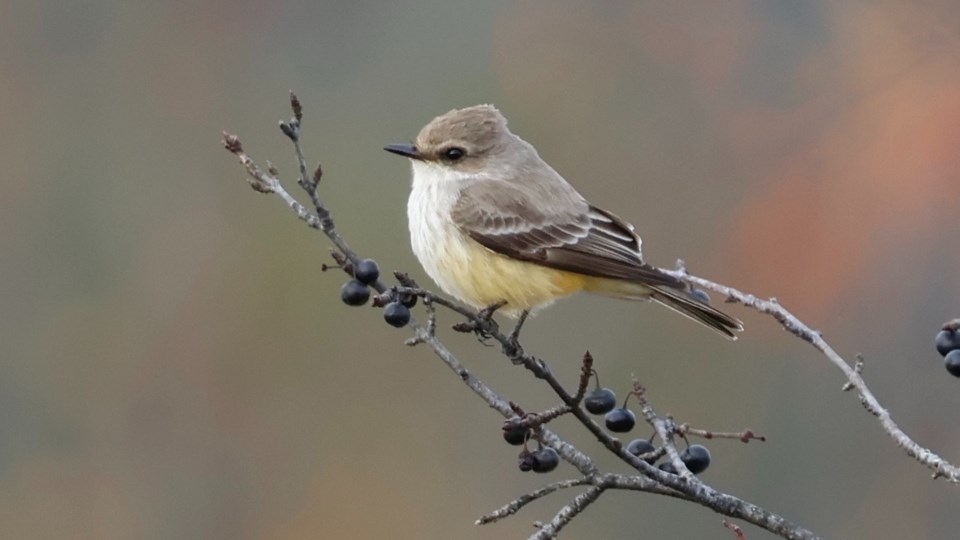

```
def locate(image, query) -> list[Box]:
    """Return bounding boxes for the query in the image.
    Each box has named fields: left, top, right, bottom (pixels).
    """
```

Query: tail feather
left=582, top=277, right=743, bottom=339
left=648, top=285, right=743, bottom=340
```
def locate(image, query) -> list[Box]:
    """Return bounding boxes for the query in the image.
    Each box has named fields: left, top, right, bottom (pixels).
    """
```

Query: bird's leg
left=477, top=300, right=508, bottom=322
left=508, top=310, right=529, bottom=344
left=503, top=310, right=529, bottom=362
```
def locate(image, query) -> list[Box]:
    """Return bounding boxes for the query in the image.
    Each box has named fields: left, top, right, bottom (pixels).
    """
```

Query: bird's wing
left=450, top=179, right=681, bottom=287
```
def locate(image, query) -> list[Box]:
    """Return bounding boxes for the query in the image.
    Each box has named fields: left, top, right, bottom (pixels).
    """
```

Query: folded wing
left=450, top=179, right=681, bottom=288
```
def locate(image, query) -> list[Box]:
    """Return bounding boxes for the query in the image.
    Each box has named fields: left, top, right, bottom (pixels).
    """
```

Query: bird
left=384, top=105, right=742, bottom=339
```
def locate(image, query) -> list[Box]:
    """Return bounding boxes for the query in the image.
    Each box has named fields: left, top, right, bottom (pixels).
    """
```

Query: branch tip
left=574, top=351, right=594, bottom=401
left=222, top=132, right=243, bottom=153
left=289, top=91, right=303, bottom=121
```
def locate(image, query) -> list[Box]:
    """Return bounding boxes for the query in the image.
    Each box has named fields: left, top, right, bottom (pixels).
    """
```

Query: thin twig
left=530, top=486, right=607, bottom=540
left=574, top=351, right=593, bottom=402
left=677, top=423, right=767, bottom=443
left=477, top=478, right=591, bottom=525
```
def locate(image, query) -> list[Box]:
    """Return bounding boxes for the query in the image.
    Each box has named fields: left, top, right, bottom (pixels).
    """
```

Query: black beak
left=384, top=143, right=423, bottom=160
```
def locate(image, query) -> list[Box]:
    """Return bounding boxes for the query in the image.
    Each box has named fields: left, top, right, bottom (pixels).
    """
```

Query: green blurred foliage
left=1, top=1, right=959, bottom=538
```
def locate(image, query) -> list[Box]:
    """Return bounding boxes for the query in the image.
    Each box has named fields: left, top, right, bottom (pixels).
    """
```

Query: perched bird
left=385, top=105, right=741, bottom=339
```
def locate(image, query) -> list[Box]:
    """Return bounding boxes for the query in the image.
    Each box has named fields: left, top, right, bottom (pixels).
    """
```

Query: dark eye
left=442, top=147, right=466, bottom=161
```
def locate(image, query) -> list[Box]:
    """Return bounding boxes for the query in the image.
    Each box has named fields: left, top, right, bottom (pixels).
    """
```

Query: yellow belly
left=423, top=235, right=585, bottom=317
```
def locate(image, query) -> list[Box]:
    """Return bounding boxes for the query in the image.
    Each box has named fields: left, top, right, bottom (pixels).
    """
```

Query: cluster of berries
left=503, top=382, right=712, bottom=476
left=502, top=419, right=560, bottom=473
left=935, top=324, right=960, bottom=377
left=624, top=438, right=711, bottom=475
left=582, top=384, right=711, bottom=475
left=518, top=444, right=560, bottom=474
left=339, top=258, right=415, bottom=327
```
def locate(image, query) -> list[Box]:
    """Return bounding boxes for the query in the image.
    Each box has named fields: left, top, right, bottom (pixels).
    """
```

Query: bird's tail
left=583, top=278, right=743, bottom=340
left=647, top=285, right=742, bottom=340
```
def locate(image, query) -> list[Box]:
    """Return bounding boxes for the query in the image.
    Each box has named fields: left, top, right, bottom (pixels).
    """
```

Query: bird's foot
left=451, top=301, right=506, bottom=343
left=502, top=338, right=524, bottom=364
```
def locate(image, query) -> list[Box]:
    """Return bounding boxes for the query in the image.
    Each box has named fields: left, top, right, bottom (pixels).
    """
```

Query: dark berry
left=341, top=279, right=370, bottom=306
left=945, top=349, right=960, bottom=377
left=354, top=259, right=380, bottom=285
left=691, top=288, right=711, bottom=304
left=604, top=407, right=636, bottom=433
left=531, top=447, right=560, bottom=473
left=503, top=419, right=528, bottom=446
left=936, top=330, right=960, bottom=357
left=584, top=387, right=617, bottom=415
left=626, top=439, right=657, bottom=463
left=680, top=444, right=711, bottom=474
left=383, top=302, right=411, bottom=327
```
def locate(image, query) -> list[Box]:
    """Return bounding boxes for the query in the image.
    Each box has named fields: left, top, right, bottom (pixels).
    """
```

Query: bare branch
left=667, top=264, right=960, bottom=482
left=222, top=119, right=822, bottom=536
left=529, top=486, right=606, bottom=540
left=574, top=351, right=593, bottom=402
left=222, top=97, right=859, bottom=540
left=677, top=423, right=767, bottom=443
left=477, top=478, right=591, bottom=525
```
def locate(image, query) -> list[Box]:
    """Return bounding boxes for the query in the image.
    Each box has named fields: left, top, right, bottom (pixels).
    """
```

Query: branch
left=222, top=94, right=851, bottom=540
left=667, top=263, right=960, bottom=482
left=677, top=423, right=766, bottom=444
left=530, top=485, right=606, bottom=540
left=477, top=478, right=591, bottom=525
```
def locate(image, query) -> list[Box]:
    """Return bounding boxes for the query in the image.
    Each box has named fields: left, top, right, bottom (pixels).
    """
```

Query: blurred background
left=2, top=1, right=960, bottom=538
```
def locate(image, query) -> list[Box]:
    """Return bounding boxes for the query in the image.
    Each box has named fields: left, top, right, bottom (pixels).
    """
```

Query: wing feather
left=450, top=180, right=680, bottom=288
